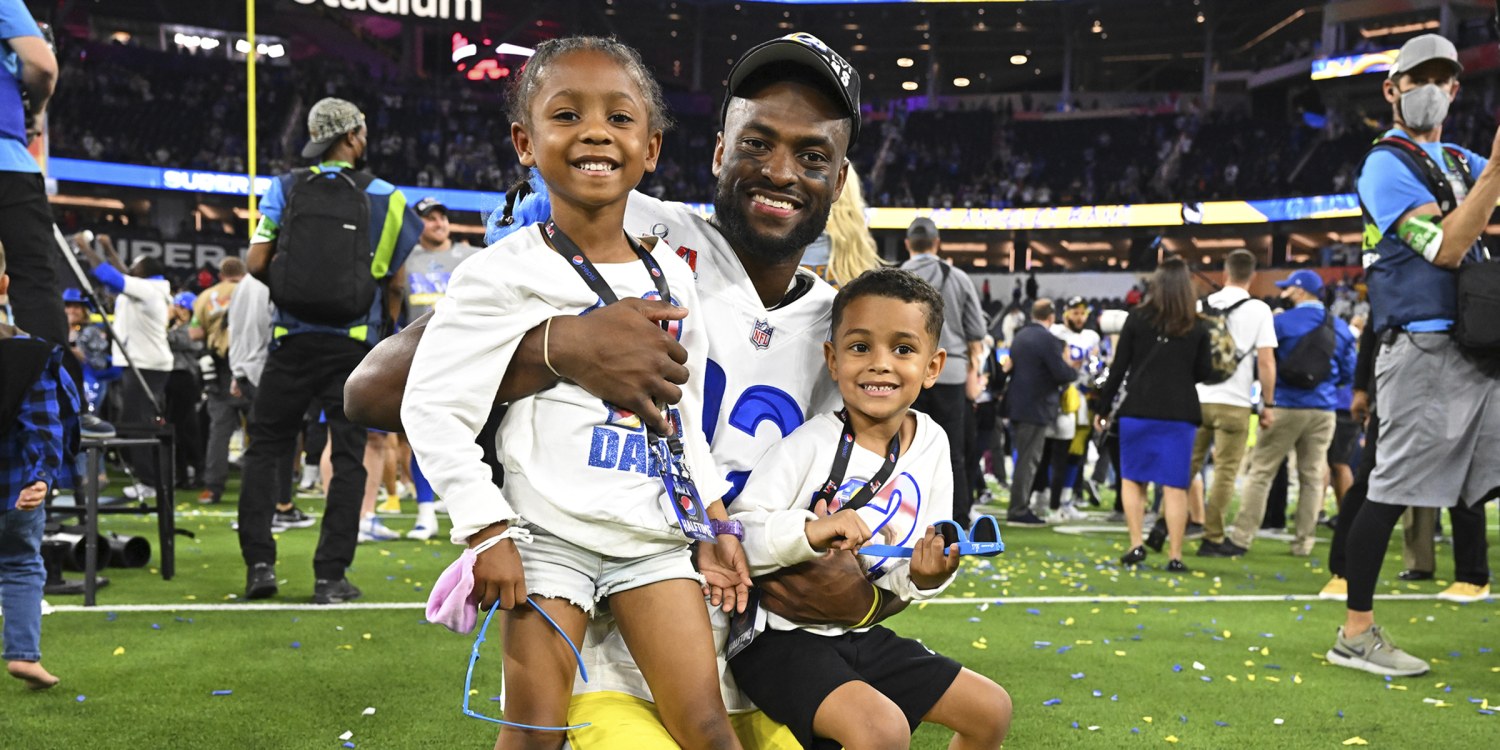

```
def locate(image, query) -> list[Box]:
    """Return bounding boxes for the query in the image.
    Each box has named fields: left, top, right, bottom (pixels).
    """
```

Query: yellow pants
left=566, top=691, right=800, bottom=750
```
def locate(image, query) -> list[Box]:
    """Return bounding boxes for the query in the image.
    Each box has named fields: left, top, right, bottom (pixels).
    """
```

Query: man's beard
left=712, top=181, right=829, bottom=265
left=1066, top=319, right=1085, bottom=333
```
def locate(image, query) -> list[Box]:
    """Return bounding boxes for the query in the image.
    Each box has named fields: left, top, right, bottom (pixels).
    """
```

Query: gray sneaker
left=1326, top=625, right=1429, bottom=677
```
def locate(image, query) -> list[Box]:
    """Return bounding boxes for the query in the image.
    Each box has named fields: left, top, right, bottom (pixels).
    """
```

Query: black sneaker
left=1006, top=511, right=1048, bottom=528
left=313, top=577, right=362, bottom=604
left=273, top=506, right=317, bottom=529
left=80, top=413, right=116, bottom=439
left=1145, top=519, right=1167, bottom=552
left=1203, top=540, right=1249, bottom=557
left=1196, top=539, right=1226, bottom=557
left=1120, top=545, right=1148, bottom=565
left=1398, top=569, right=1434, bottom=581
left=245, top=563, right=278, bottom=600
left=1166, top=559, right=1189, bottom=573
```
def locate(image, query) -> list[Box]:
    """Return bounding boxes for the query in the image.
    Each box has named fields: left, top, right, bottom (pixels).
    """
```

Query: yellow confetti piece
left=1248, top=674, right=1256, bottom=682
left=362, top=633, right=372, bottom=640
left=1223, top=630, right=1232, bottom=639
left=1226, top=675, right=1238, bottom=682
left=919, top=602, right=930, bottom=610
left=1435, top=682, right=1446, bottom=689
left=1124, top=608, right=1138, bottom=614
left=971, top=641, right=988, bottom=650
left=1260, top=646, right=1270, bottom=656
left=184, top=595, right=197, bottom=600
left=1293, top=674, right=1303, bottom=685
left=1165, top=736, right=1179, bottom=744
left=1076, top=640, right=1094, bottom=645
left=338, top=645, right=353, bottom=650
left=1386, top=684, right=1408, bottom=691
left=1244, top=660, right=1256, bottom=667
left=1266, top=676, right=1280, bottom=683
left=112, top=647, right=125, bottom=656
left=1343, top=738, right=1369, bottom=746
left=1431, top=701, right=1450, bottom=708
left=1115, top=650, right=1127, bottom=657
left=1091, top=607, right=1100, bottom=614
left=469, top=689, right=478, bottom=696
left=379, top=550, right=391, bottom=557
left=1064, top=617, right=1075, bottom=626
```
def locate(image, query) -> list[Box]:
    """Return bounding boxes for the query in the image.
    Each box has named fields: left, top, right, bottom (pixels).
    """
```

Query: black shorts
left=1328, top=411, right=1360, bottom=466
left=728, top=625, right=963, bottom=750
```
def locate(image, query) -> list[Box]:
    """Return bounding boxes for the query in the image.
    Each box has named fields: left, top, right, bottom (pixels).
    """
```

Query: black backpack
left=268, top=168, right=377, bottom=326
left=1278, top=309, right=1336, bottom=389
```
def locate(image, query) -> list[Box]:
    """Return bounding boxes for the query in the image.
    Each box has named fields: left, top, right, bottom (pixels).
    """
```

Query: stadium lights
left=233, top=39, right=284, bottom=58
left=953, top=77, right=970, bottom=87
left=897, top=57, right=914, bottom=67
left=902, top=81, right=919, bottom=91
left=451, top=33, right=477, bottom=63
left=495, top=43, right=535, bottom=58
left=1010, top=54, right=1027, bottom=65
left=1360, top=19, right=1439, bottom=38
left=1091, top=19, right=1102, bottom=34
left=173, top=33, right=220, bottom=51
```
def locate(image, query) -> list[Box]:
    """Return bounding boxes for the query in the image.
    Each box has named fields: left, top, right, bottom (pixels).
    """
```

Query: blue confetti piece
left=1265, top=664, right=1282, bottom=670
left=1180, top=715, right=1188, bottom=723
left=1072, top=721, right=1080, bottom=729
left=1093, top=690, right=1103, bottom=698
left=1131, top=728, right=1140, bottom=734
left=1479, top=710, right=1495, bottom=716
left=1034, top=641, right=1052, bottom=648
left=1071, top=672, right=1086, bottom=680
left=344, top=744, right=355, bottom=749
left=1444, top=686, right=1452, bottom=693
left=211, top=690, right=232, bottom=696
left=1173, top=664, right=1183, bottom=673
left=151, top=623, right=160, bottom=630
left=290, top=642, right=301, bottom=649
left=1480, top=647, right=1492, bottom=654
left=106, top=613, right=117, bottom=622
left=969, top=617, right=981, bottom=623
left=1448, top=651, right=1461, bottom=658
left=1043, top=698, right=1062, bottom=706
left=1384, top=676, right=1392, bottom=682
left=1215, top=721, right=1229, bottom=727
left=1111, top=695, right=1119, bottom=701
left=1303, top=605, right=1312, bottom=611
left=1338, top=710, right=1345, bottom=718
left=1057, top=646, right=1072, bottom=654
left=1201, top=676, right=1213, bottom=682
left=1296, top=615, right=1304, bottom=621
left=1027, top=608, right=1041, bottom=615
left=76, top=695, right=86, bottom=702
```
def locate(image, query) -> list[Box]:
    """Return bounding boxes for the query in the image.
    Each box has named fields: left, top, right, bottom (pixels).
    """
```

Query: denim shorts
left=516, top=527, right=700, bottom=615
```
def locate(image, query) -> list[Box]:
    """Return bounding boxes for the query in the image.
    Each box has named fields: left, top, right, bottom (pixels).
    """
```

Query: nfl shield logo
left=751, top=319, right=774, bottom=350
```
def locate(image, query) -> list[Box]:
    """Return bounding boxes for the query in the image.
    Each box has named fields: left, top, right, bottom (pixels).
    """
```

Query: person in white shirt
left=400, top=38, right=743, bottom=750
left=1189, top=249, right=1278, bottom=556
left=74, top=234, right=171, bottom=497
left=1037, top=297, right=1102, bottom=521
left=726, top=269, right=1011, bottom=750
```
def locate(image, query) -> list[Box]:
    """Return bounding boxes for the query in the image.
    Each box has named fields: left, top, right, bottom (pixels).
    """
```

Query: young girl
left=401, top=38, right=744, bottom=750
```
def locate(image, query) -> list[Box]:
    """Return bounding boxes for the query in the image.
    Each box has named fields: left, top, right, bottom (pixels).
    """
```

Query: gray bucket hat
left=301, top=98, right=366, bottom=159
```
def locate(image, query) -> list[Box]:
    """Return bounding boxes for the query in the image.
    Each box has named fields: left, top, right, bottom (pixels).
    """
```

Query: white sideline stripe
left=44, top=592, right=1466, bottom=614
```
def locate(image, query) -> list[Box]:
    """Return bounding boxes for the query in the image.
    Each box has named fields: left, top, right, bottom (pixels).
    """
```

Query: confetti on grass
left=1043, top=698, right=1062, bottom=706
left=1343, top=738, right=1369, bottom=746
left=211, top=690, right=232, bottom=696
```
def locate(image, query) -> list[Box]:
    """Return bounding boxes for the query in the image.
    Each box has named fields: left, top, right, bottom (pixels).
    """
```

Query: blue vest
left=1359, top=138, right=1485, bottom=333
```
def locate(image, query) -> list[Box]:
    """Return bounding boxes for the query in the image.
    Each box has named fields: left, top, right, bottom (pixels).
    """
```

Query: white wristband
left=471, top=526, right=532, bottom=556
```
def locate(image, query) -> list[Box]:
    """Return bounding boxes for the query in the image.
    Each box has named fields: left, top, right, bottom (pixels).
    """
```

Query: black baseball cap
left=415, top=197, right=447, bottom=216
left=1066, top=296, right=1089, bottom=310
left=721, top=33, right=861, bottom=146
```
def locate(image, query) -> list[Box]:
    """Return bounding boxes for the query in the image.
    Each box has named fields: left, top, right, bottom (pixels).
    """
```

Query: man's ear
left=711, top=132, right=725, bottom=178
left=832, top=157, right=849, bottom=203
left=511, top=122, right=536, bottom=167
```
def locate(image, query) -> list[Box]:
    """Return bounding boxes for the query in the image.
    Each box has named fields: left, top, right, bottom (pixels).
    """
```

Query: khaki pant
left=1402, top=507, right=1437, bottom=573
left=1190, top=403, right=1254, bottom=545
left=1226, top=408, right=1336, bottom=553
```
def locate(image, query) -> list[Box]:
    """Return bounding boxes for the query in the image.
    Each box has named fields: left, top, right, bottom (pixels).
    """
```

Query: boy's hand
left=16, top=481, right=47, bottom=511
left=909, top=525, right=961, bottom=590
left=805, top=508, right=872, bottom=552
left=467, top=523, right=527, bottom=611
left=696, top=535, right=752, bottom=613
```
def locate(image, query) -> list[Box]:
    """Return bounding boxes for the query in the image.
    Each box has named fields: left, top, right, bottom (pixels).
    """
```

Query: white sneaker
left=406, top=524, right=437, bottom=541
left=297, top=465, right=319, bottom=491
left=1045, top=508, right=1067, bottom=524
left=359, top=516, right=400, bottom=543
left=1061, top=504, right=1088, bottom=521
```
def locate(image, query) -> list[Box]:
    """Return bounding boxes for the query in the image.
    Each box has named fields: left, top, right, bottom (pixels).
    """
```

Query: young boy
left=0, top=243, right=80, bottom=690
left=726, top=268, right=1013, bottom=750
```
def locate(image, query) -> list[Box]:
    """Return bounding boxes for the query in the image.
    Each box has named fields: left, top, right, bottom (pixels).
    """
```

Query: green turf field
left=6, top=478, right=1496, bottom=749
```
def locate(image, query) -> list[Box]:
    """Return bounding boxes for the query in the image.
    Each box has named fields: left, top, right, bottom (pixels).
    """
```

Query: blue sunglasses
left=859, top=514, right=1005, bottom=558
left=462, top=597, right=591, bottom=731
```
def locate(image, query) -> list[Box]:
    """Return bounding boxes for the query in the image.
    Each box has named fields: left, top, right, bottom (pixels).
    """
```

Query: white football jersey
left=578, top=195, right=843, bottom=711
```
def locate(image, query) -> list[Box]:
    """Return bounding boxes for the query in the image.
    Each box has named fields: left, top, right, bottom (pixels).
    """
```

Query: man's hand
left=467, top=523, right=527, bottom=611
left=550, top=298, right=689, bottom=435
left=25, top=111, right=44, bottom=144
left=229, top=378, right=243, bottom=399
left=16, top=481, right=47, bottom=511
left=696, top=536, right=752, bottom=613
left=805, top=508, right=872, bottom=551
left=909, top=525, right=961, bottom=590
left=756, top=550, right=874, bottom=625
left=1351, top=389, right=1370, bottom=427
left=1260, top=405, right=1275, bottom=430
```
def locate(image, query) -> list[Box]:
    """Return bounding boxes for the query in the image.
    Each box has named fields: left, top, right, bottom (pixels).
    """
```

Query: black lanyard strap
left=810, top=410, right=902, bottom=513
left=545, top=221, right=670, bottom=327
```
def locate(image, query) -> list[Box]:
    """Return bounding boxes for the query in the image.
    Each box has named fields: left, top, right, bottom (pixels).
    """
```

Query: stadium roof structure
left=59, top=0, right=1331, bottom=99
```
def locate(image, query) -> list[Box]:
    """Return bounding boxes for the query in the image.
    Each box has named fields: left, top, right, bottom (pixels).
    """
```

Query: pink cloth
left=426, top=548, right=479, bottom=634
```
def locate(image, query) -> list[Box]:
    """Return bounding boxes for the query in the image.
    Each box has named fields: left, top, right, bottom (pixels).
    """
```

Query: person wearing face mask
left=1328, top=33, right=1500, bottom=678
left=237, top=97, right=423, bottom=604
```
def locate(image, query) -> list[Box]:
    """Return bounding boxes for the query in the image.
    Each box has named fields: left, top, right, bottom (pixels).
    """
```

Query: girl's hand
left=696, top=536, right=752, bottom=613
left=468, top=524, right=527, bottom=611
left=805, top=509, right=872, bottom=552
left=909, top=525, right=960, bottom=590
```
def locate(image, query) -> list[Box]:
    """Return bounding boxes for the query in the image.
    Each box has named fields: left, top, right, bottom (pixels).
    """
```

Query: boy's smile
left=825, top=295, right=945, bottom=449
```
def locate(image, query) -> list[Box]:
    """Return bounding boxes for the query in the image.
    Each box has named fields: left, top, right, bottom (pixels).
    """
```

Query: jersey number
left=703, top=358, right=804, bottom=503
